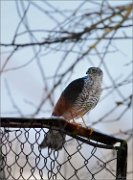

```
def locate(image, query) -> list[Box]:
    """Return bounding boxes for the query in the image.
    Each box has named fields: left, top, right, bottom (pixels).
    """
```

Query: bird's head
left=86, top=67, right=103, bottom=79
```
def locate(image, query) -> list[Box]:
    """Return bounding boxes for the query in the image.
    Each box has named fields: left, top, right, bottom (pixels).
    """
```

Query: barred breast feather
left=71, top=76, right=102, bottom=118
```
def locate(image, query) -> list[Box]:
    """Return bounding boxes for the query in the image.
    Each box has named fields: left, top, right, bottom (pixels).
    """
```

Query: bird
left=39, top=67, right=103, bottom=150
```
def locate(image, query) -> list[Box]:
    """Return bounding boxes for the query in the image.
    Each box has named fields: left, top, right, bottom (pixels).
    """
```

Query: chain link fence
left=0, top=117, right=127, bottom=180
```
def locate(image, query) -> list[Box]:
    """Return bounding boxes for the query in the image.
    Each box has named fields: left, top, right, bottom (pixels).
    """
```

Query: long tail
left=39, top=130, right=66, bottom=150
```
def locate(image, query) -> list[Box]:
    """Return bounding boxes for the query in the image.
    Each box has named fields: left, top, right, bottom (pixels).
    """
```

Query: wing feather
left=52, top=77, right=86, bottom=116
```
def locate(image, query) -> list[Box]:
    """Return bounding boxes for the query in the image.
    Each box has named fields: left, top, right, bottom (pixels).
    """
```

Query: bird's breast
left=74, top=81, right=102, bottom=112
left=61, top=78, right=102, bottom=120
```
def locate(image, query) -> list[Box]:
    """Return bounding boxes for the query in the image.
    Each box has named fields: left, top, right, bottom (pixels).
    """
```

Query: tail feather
left=39, top=130, right=66, bottom=150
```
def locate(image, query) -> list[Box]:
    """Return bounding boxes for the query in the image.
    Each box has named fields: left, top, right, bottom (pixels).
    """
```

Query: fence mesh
left=0, top=118, right=127, bottom=180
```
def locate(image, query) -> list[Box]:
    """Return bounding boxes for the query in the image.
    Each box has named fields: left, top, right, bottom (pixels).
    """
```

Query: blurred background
left=1, top=0, right=132, bottom=179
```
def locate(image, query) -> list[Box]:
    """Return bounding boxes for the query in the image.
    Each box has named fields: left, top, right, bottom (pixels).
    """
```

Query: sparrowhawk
left=40, top=67, right=103, bottom=150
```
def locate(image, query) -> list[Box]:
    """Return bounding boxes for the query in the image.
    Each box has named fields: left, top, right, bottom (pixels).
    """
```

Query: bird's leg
left=72, top=118, right=75, bottom=123
left=70, top=112, right=82, bottom=125
left=69, top=113, right=82, bottom=127
left=81, top=116, right=87, bottom=127
left=81, top=116, right=93, bottom=135
left=70, top=118, right=82, bottom=128
left=70, top=118, right=75, bottom=123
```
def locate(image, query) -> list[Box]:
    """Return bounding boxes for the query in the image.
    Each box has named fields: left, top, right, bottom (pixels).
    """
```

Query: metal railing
left=0, top=117, right=127, bottom=180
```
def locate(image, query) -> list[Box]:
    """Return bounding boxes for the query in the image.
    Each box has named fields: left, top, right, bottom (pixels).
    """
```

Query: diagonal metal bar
left=0, top=117, right=123, bottom=145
